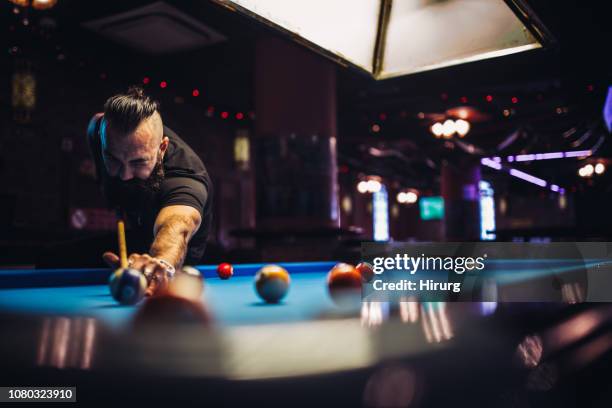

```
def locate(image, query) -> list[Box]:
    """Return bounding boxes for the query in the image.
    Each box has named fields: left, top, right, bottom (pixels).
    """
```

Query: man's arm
left=150, top=204, right=202, bottom=268
left=105, top=176, right=209, bottom=295
left=104, top=204, right=203, bottom=296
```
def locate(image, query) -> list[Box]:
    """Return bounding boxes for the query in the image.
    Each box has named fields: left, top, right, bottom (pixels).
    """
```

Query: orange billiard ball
left=255, top=264, right=291, bottom=303
left=327, top=263, right=362, bottom=306
left=217, top=262, right=233, bottom=280
left=356, top=262, right=375, bottom=282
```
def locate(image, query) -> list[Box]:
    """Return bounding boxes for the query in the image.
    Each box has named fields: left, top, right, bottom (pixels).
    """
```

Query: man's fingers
left=145, top=278, right=158, bottom=297
left=121, top=253, right=170, bottom=297
left=145, top=267, right=170, bottom=297
left=142, top=259, right=157, bottom=277
left=143, top=259, right=165, bottom=277
left=102, top=252, right=120, bottom=268
left=129, top=253, right=154, bottom=270
left=128, top=253, right=138, bottom=267
left=130, top=254, right=147, bottom=270
left=145, top=269, right=168, bottom=297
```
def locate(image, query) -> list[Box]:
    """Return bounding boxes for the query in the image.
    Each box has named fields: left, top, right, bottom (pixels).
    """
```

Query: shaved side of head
left=103, top=86, right=160, bottom=136
left=100, top=86, right=169, bottom=183
left=149, top=111, right=164, bottom=145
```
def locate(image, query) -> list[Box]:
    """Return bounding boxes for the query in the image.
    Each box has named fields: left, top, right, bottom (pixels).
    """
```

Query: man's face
left=102, top=115, right=164, bottom=181
left=101, top=114, right=168, bottom=210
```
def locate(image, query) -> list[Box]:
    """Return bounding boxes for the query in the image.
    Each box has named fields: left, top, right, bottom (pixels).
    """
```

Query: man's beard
left=103, top=157, right=165, bottom=212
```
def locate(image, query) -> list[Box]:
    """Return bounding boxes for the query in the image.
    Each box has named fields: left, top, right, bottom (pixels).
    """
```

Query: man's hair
left=103, top=86, right=160, bottom=134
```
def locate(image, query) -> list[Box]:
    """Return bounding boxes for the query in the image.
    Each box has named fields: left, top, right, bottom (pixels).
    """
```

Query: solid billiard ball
left=255, top=264, right=290, bottom=303
left=356, top=262, right=375, bottom=282
left=133, top=295, right=212, bottom=327
left=133, top=267, right=211, bottom=327
left=327, top=263, right=362, bottom=306
left=132, top=273, right=212, bottom=327
left=180, top=265, right=204, bottom=294
left=109, top=268, right=147, bottom=305
left=217, top=262, right=233, bottom=280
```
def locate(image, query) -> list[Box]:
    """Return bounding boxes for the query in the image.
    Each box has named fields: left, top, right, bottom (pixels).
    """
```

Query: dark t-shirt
left=87, top=115, right=213, bottom=263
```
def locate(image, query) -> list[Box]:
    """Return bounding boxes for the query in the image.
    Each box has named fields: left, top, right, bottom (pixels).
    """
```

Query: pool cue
left=115, top=209, right=129, bottom=269
left=117, top=219, right=128, bottom=269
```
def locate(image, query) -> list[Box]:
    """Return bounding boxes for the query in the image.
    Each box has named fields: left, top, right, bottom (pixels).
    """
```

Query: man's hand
left=101, top=205, right=200, bottom=297
left=102, top=251, right=171, bottom=296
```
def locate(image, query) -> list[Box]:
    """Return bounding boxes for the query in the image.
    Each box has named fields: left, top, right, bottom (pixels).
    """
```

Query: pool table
left=0, top=262, right=610, bottom=407
left=0, top=261, right=343, bottom=329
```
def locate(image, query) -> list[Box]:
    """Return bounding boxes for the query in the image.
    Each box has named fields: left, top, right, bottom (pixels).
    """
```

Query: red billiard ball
left=356, top=262, right=374, bottom=282
left=217, top=263, right=233, bottom=280
left=255, top=264, right=290, bottom=303
left=327, top=263, right=362, bottom=306
left=109, top=268, right=147, bottom=305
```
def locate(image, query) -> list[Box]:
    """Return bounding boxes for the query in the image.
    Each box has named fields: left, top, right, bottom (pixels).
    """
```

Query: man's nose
left=119, top=165, right=133, bottom=181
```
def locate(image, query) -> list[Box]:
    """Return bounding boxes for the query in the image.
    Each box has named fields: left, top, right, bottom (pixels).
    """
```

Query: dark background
left=1, top=0, right=610, bottom=266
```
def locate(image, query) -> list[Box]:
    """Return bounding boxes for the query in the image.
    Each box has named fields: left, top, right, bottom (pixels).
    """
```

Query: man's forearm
left=149, top=214, right=195, bottom=268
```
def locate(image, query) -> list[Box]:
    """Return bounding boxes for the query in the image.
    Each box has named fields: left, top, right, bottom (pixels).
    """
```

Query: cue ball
left=356, top=262, right=375, bottom=282
left=255, top=264, right=290, bottom=303
left=217, top=262, right=233, bottom=280
left=181, top=265, right=204, bottom=294
left=327, top=263, right=362, bottom=306
left=109, top=268, right=147, bottom=305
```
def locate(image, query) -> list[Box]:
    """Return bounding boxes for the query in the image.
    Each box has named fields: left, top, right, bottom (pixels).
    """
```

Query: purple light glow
left=541, top=152, right=564, bottom=159
left=515, top=154, right=535, bottom=162
left=509, top=169, right=547, bottom=187
left=605, top=86, right=612, bottom=132
left=481, top=158, right=565, bottom=194
left=481, top=158, right=502, bottom=170
left=485, top=150, right=592, bottom=163
left=564, top=150, right=592, bottom=158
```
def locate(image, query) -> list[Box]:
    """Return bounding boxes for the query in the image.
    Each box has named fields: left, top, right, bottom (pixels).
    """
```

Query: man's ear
left=160, top=136, right=170, bottom=156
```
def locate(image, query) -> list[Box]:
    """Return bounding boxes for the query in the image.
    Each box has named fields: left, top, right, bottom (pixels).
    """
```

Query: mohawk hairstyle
left=103, top=86, right=160, bottom=134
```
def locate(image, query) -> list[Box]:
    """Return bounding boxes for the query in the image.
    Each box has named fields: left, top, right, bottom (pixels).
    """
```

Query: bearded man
left=85, top=87, right=212, bottom=294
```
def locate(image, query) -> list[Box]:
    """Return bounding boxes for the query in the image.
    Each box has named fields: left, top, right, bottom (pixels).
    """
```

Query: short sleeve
left=158, top=177, right=209, bottom=216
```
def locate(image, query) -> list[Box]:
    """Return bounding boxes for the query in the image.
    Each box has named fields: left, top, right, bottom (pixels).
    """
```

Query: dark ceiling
left=2, top=0, right=610, bottom=194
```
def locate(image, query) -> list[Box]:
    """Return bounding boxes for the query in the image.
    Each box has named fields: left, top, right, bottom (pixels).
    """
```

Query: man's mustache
left=103, top=161, right=165, bottom=210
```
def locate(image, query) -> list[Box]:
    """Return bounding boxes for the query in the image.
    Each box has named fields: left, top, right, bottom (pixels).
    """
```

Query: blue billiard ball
left=109, top=268, right=147, bottom=305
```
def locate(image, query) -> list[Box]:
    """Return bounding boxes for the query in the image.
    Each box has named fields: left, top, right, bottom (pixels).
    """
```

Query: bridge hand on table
left=102, top=251, right=171, bottom=296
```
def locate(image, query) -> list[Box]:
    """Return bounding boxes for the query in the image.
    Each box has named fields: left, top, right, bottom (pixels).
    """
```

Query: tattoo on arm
left=150, top=213, right=199, bottom=268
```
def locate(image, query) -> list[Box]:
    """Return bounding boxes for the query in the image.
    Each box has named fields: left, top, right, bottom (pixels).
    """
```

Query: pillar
left=441, top=160, right=481, bottom=240
left=254, top=35, right=339, bottom=231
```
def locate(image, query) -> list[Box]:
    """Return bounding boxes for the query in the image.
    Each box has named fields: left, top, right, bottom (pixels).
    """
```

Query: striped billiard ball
left=255, top=265, right=290, bottom=303
left=109, top=268, right=147, bottom=305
